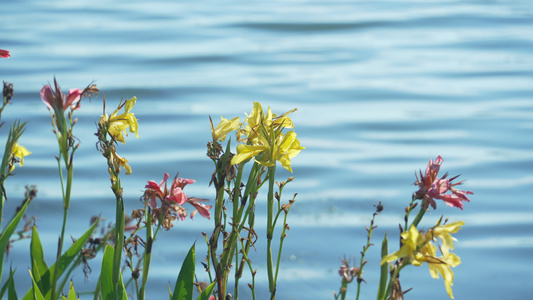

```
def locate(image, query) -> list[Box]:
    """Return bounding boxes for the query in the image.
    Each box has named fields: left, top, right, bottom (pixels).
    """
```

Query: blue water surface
left=1, top=0, right=532, bottom=299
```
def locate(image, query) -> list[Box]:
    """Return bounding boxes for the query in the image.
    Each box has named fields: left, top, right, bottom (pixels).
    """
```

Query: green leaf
left=67, top=281, right=77, bottom=300
left=100, top=245, right=127, bottom=300
left=28, top=268, right=45, bottom=300
left=21, top=221, right=99, bottom=300
left=8, top=269, right=18, bottom=300
left=0, top=267, right=17, bottom=300
left=196, top=281, right=216, bottom=300
left=172, top=243, right=195, bottom=300
left=377, top=233, right=388, bottom=300
left=100, top=245, right=115, bottom=300
left=0, top=196, right=31, bottom=283
left=30, top=227, right=50, bottom=294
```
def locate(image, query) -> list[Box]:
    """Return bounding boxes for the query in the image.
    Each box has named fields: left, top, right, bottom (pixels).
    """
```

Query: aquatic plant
left=0, top=73, right=472, bottom=300
left=334, top=156, right=472, bottom=300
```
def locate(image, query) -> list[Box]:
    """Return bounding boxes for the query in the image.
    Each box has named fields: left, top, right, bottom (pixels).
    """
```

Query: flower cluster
left=232, top=102, right=304, bottom=172
left=381, top=220, right=464, bottom=298
left=97, top=96, right=139, bottom=176
left=142, top=173, right=212, bottom=230
left=414, top=156, right=473, bottom=210
left=211, top=102, right=304, bottom=172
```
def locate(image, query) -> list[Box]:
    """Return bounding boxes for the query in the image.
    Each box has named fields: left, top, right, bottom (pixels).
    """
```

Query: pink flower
left=144, top=172, right=170, bottom=208
left=187, top=197, right=212, bottom=220
left=40, top=78, right=83, bottom=112
left=167, top=176, right=196, bottom=205
left=143, top=173, right=211, bottom=220
left=0, top=49, right=10, bottom=58
left=414, top=156, right=473, bottom=210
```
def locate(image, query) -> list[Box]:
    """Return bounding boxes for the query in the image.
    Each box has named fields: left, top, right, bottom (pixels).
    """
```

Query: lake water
left=1, top=0, right=533, bottom=299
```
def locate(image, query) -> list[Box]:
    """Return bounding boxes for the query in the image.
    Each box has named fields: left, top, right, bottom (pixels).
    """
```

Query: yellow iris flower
left=381, top=221, right=464, bottom=299
left=231, top=130, right=304, bottom=172
left=237, top=102, right=296, bottom=143
left=211, top=116, right=240, bottom=142
left=10, top=142, right=31, bottom=171
left=100, top=97, right=139, bottom=144
left=229, top=102, right=304, bottom=172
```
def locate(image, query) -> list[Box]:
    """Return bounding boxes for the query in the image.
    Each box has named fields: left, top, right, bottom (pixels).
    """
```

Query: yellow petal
left=13, top=142, right=31, bottom=166
left=231, top=144, right=267, bottom=165
left=272, top=108, right=297, bottom=128
left=380, top=244, right=412, bottom=265
left=212, top=116, right=240, bottom=141
left=124, top=96, right=136, bottom=113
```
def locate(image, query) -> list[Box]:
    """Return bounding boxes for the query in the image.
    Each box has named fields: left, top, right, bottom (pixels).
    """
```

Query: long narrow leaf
left=172, top=243, right=195, bottom=300
left=30, top=227, right=50, bottom=293
left=100, top=245, right=115, bottom=300
left=0, top=267, right=17, bottom=299
left=100, top=245, right=127, bottom=300
left=0, top=196, right=31, bottom=282
left=8, top=268, right=18, bottom=300
left=28, top=268, right=45, bottom=300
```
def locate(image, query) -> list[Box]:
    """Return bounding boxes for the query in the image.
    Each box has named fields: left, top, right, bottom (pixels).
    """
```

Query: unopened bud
left=3, top=81, right=14, bottom=102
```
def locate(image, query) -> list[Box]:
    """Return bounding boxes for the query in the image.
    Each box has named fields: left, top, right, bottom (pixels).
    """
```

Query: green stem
left=139, top=214, right=155, bottom=300
left=411, top=206, right=427, bottom=228
left=273, top=211, right=289, bottom=286
left=355, top=211, right=379, bottom=300
left=51, top=158, right=73, bottom=300
left=113, top=178, right=125, bottom=300
left=266, top=166, right=276, bottom=298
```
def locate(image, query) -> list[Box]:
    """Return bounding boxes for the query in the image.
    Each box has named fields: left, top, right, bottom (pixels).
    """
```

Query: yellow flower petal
left=102, top=97, right=139, bottom=143
left=12, top=142, right=31, bottom=167
left=231, top=144, right=268, bottom=165
left=212, top=116, right=240, bottom=142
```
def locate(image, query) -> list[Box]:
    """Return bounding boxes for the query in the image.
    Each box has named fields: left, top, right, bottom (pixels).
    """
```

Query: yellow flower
left=431, top=221, right=464, bottom=256
left=237, top=102, right=270, bottom=143
left=211, top=116, right=240, bottom=142
left=381, top=225, right=421, bottom=264
left=100, top=97, right=139, bottom=144
left=231, top=130, right=304, bottom=172
left=275, top=130, right=305, bottom=172
left=10, top=142, right=31, bottom=171
left=231, top=143, right=269, bottom=166
left=237, top=102, right=296, bottom=143
left=272, top=107, right=297, bottom=129
left=381, top=221, right=464, bottom=299
left=109, top=149, right=132, bottom=175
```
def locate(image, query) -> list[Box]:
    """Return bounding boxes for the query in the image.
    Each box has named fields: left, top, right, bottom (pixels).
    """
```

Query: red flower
left=0, top=49, right=10, bottom=58
left=414, top=156, right=473, bottom=210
